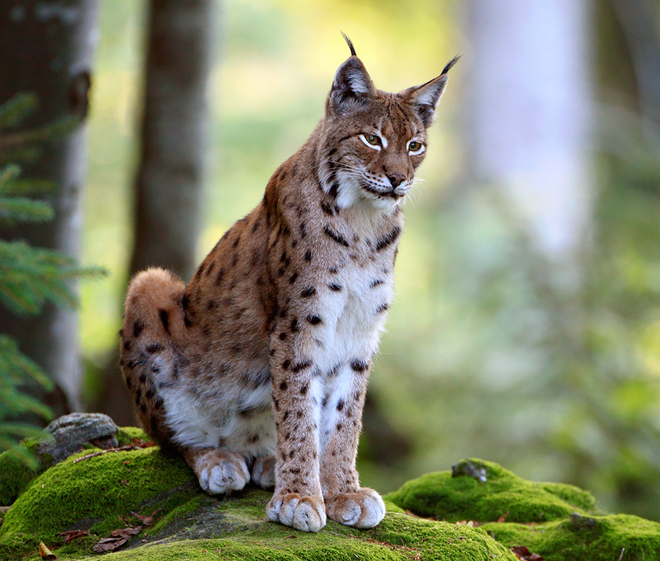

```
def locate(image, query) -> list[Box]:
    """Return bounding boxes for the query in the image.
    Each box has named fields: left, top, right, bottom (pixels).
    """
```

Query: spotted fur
left=120, top=39, right=457, bottom=533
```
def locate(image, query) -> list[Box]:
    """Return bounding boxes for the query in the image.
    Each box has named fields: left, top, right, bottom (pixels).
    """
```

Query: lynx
left=120, top=37, right=457, bottom=533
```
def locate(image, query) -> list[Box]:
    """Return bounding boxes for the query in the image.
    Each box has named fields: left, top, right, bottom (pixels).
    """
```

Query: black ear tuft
left=341, top=32, right=357, bottom=57
left=401, top=55, right=460, bottom=128
left=441, top=54, right=461, bottom=76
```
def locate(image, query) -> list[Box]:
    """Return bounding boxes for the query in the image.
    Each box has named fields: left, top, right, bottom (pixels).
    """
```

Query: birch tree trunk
left=466, top=0, right=594, bottom=275
left=0, top=0, right=99, bottom=416
left=96, top=0, right=215, bottom=425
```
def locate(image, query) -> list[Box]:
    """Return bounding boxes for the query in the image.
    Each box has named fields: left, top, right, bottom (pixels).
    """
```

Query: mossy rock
left=0, top=442, right=516, bottom=560
left=385, top=458, right=597, bottom=524
left=386, top=459, right=660, bottom=561
left=0, top=424, right=147, bottom=507
left=2, top=443, right=660, bottom=560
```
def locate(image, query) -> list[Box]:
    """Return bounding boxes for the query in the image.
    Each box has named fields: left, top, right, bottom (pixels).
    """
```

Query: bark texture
left=129, top=0, right=214, bottom=280
left=0, top=0, right=99, bottom=416
left=97, top=0, right=215, bottom=425
left=466, top=0, right=594, bottom=266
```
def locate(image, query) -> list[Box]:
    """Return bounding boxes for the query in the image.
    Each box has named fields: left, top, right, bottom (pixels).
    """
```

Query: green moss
left=3, top=448, right=660, bottom=561
left=90, top=490, right=519, bottom=561
left=385, top=458, right=597, bottom=523
left=116, top=426, right=150, bottom=445
left=0, top=445, right=196, bottom=559
left=481, top=514, right=660, bottom=561
left=383, top=499, right=405, bottom=514
left=0, top=449, right=37, bottom=506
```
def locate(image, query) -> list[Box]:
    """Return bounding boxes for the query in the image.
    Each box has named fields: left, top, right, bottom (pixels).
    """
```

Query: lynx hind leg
left=251, top=455, right=276, bottom=489
left=120, top=267, right=188, bottom=440
left=325, top=488, right=386, bottom=529
left=183, top=448, right=250, bottom=495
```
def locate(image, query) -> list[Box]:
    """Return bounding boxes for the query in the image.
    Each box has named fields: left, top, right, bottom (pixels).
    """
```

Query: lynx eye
left=407, top=140, right=425, bottom=155
left=360, top=133, right=382, bottom=150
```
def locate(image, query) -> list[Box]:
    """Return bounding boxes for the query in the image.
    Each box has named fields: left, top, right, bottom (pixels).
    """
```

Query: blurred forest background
left=2, top=0, right=660, bottom=523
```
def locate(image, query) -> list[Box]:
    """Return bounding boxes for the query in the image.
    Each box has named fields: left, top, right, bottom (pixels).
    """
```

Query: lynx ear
left=402, top=55, right=460, bottom=128
left=327, top=43, right=375, bottom=116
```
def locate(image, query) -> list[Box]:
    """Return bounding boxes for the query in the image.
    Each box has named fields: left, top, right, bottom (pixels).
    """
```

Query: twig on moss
left=72, top=445, right=138, bottom=464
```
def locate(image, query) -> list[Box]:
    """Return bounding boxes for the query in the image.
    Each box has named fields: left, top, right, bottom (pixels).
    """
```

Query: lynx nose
left=387, top=173, right=406, bottom=189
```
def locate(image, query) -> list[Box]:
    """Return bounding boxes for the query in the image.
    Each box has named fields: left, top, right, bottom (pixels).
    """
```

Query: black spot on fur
left=299, top=222, right=306, bottom=238
left=232, top=253, right=239, bottom=267
left=282, top=361, right=291, bottom=372
left=329, top=266, right=338, bottom=274
left=232, top=235, right=240, bottom=249
left=215, top=268, right=225, bottom=285
left=139, top=373, right=147, bottom=384
left=146, top=343, right=163, bottom=354
left=304, top=250, right=312, bottom=262
left=140, top=403, right=147, bottom=413
left=292, top=359, right=312, bottom=373
left=376, top=303, right=390, bottom=314
left=375, top=226, right=402, bottom=252
left=370, top=279, right=385, bottom=288
left=323, top=225, right=349, bottom=247
left=291, top=318, right=299, bottom=333
left=307, top=315, right=322, bottom=325
left=337, top=400, right=345, bottom=411
left=321, top=201, right=334, bottom=216
left=350, top=359, right=369, bottom=373
left=300, top=382, right=309, bottom=395
left=296, top=411, right=303, bottom=418
left=329, top=283, right=342, bottom=291
left=154, top=396, right=163, bottom=409
left=279, top=332, right=287, bottom=340
left=146, top=385, right=155, bottom=399
left=289, top=272, right=298, bottom=284
left=301, top=287, right=316, bottom=298
left=336, top=423, right=343, bottom=431
left=123, top=341, right=131, bottom=351
left=158, top=310, right=170, bottom=335
left=133, top=320, right=144, bottom=338
left=207, top=300, right=218, bottom=311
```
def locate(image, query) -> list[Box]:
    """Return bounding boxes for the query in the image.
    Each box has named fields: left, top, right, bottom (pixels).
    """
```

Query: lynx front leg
left=266, top=346, right=326, bottom=532
left=319, top=360, right=385, bottom=529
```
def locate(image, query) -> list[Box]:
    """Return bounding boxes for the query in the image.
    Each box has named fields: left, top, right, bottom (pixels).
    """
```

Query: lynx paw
left=251, top=455, right=276, bottom=489
left=325, top=488, right=386, bottom=528
left=189, top=449, right=250, bottom=495
left=266, top=493, right=326, bottom=532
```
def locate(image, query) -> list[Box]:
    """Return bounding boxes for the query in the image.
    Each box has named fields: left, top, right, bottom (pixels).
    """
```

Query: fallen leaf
left=130, top=508, right=162, bottom=526
left=38, top=541, right=56, bottom=560
left=511, top=546, right=545, bottom=561
left=93, top=536, right=128, bottom=553
left=56, top=530, right=90, bottom=545
left=120, top=479, right=130, bottom=486
left=497, top=511, right=510, bottom=523
left=92, top=524, right=143, bottom=553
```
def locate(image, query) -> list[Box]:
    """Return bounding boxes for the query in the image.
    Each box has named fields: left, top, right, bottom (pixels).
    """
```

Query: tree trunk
left=96, top=0, right=215, bottom=425
left=0, top=0, right=99, bottom=417
left=465, top=0, right=594, bottom=272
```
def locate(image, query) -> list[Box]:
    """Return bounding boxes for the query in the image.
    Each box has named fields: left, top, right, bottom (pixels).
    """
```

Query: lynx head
left=319, top=36, right=458, bottom=211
